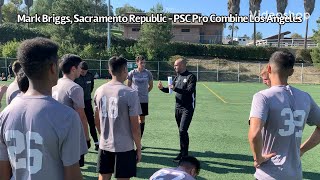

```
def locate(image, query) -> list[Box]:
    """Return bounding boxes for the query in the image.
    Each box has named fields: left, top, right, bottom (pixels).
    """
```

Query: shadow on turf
left=81, top=146, right=320, bottom=179
left=138, top=152, right=253, bottom=178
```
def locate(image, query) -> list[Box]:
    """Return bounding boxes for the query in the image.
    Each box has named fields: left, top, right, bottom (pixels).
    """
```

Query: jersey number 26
left=5, top=130, right=43, bottom=174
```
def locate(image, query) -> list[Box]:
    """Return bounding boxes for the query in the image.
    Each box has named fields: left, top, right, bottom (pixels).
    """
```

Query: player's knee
left=139, top=116, right=145, bottom=123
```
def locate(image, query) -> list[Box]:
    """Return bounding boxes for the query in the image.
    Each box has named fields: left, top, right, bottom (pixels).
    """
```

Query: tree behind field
left=115, top=3, right=144, bottom=16
left=290, top=33, right=303, bottom=39
left=252, top=31, right=262, bottom=40
left=137, top=3, right=173, bottom=61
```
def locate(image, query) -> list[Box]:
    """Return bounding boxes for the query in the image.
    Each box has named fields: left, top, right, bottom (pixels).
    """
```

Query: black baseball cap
left=80, top=61, right=88, bottom=70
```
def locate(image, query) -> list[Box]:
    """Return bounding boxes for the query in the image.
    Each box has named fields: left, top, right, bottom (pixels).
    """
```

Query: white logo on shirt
left=183, top=79, right=187, bottom=83
left=271, top=155, right=286, bottom=166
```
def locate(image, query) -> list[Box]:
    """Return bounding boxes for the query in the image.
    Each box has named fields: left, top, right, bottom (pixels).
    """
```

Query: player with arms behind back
left=94, top=56, right=142, bottom=180
left=248, top=51, right=320, bottom=180
left=0, top=37, right=87, bottom=180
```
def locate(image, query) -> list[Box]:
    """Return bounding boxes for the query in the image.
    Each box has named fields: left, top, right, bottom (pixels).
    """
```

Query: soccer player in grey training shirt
left=248, top=51, right=320, bottom=180
left=94, top=56, right=142, bottom=179
left=52, top=54, right=90, bottom=167
left=6, top=60, right=22, bottom=105
left=127, top=55, right=153, bottom=140
left=0, top=37, right=87, bottom=180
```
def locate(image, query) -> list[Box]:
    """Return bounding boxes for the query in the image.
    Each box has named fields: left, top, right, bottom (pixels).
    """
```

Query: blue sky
left=112, top=0, right=320, bottom=38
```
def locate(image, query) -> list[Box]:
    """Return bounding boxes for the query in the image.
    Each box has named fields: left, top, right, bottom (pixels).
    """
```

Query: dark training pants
left=85, top=100, right=98, bottom=143
left=175, top=108, right=194, bottom=157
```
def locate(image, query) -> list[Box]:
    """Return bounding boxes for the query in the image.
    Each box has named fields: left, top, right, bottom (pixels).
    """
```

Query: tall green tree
left=276, top=0, right=288, bottom=47
left=312, top=18, right=320, bottom=43
left=138, top=3, right=172, bottom=60
left=2, top=2, right=23, bottom=23
left=0, top=0, right=4, bottom=24
left=228, top=0, right=240, bottom=45
left=249, top=0, right=262, bottom=46
left=290, top=33, right=303, bottom=39
left=252, top=31, right=263, bottom=40
left=10, top=0, right=22, bottom=9
left=115, top=3, right=144, bottom=16
left=31, top=0, right=54, bottom=15
left=304, top=0, right=315, bottom=49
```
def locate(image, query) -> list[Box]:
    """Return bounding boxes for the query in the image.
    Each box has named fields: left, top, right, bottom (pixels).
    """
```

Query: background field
left=1, top=79, right=320, bottom=179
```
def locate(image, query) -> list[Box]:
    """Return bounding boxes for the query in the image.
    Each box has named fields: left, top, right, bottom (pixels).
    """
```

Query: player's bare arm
left=248, top=117, right=276, bottom=168
left=64, top=162, right=83, bottom=180
left=130, top=115, right=142, bottom=163
left=0, top=160, right=11, bottom=180
left=75, top=108, right=90, bottom=141
left=94, top=109, right=101, bottom=134
left=148, top=80, right=153, bottom=92
left=300, top=126, right=320, bottom=157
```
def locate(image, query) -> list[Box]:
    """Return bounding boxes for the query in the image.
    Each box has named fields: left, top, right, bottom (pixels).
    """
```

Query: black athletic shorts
left=140, top=103, right=149, bottom=116
left=79, top=154, right=84, bottom=167
left=97, top=149, right=137, bottom=178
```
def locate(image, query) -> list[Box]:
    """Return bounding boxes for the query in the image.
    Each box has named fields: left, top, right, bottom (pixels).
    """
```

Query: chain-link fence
left=1, top=57, right=319, bottom=84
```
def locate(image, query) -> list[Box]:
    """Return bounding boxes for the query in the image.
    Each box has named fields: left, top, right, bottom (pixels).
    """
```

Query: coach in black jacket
left=158, top=57, right=197, bottom=162
left=75, top=61, right=99, bottom=150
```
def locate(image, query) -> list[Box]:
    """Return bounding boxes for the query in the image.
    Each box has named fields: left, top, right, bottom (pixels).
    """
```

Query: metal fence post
left=99, top=59, right=102, bottom=77
left=196, top=60, right=199, bottom=81
left=301, top=63, right=304, bottom=84
left=237, top=62, right=240, bottom=83
left=5, top=58, right=7, bottom=76
left=157, top=61, right=160, bottom=80
left=258, top=62, right=261, bottom=83
left=216, top=60, right=219, bottom=82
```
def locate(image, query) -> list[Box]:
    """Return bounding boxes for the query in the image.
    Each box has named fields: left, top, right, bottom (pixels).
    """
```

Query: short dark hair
left=136, top=55, right=145, bottom=62
left=178, top=156, right=200, bottom=175
left=17, top=37, right=59, bottom=80
left=59, top=54, right=82, bottom=74
left=12, top=60, right=22, bottom=75
left=108, top=56, right=127, bottom=75
left=269, top=51, right=295, bottom=74
left=79, top=61, right=88, bottom=70
left=17, top=69, right=29, bottom=93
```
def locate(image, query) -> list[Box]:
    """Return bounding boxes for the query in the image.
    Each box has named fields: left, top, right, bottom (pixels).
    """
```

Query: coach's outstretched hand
left=254, top=153, right=276, bottom=168
left=157, top=81, right=163, bottom=89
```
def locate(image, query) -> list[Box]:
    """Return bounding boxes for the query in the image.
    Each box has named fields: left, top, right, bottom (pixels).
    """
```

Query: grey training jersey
left=150, top=168, right=195, bottom=180
left=0, top=95, right=88, bottom=180
left=94, top=81, right=141, bottom=152
left=250, top=85, right=320, bottom=180
left=6, top=80, right=21, bottom=105
left=128, top=69, right=153, bottom=103
left=52, top=78, right=85, bottom=109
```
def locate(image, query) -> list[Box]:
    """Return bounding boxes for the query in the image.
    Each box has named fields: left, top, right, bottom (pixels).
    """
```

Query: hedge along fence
left=167, top=42, right=293, bottom=61
left=0, top=22, right=312, bottom=63
left=0, top=23, right=49, bottom=44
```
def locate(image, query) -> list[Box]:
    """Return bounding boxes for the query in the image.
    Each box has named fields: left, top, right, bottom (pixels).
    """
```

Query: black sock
left=140, top=123, right=145, bottom=137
